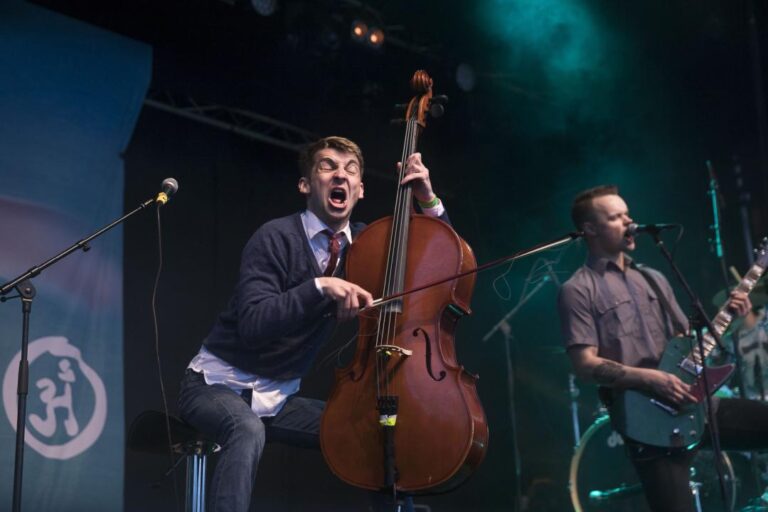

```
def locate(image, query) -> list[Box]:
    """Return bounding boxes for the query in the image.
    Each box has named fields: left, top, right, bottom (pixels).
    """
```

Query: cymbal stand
left=724, top=159, right=767, bottom=497
left=568, top=374, right=581, bottom=448
left=483, top=273, right=558, bottom=512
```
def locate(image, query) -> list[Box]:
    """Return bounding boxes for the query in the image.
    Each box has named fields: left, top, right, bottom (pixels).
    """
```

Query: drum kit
left=567, top=280, right=768, bottom=512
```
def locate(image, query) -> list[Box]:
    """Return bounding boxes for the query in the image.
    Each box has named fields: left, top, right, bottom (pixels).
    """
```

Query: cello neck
left=382, top=117, right=420, bottom=309
left=381, top=70, right=434, bottom=310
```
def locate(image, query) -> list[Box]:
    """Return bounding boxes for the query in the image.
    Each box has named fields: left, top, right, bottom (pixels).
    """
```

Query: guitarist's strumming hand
left=640, top=368, right=699, bottom=406
left=569, top=346, right=699, bottom=405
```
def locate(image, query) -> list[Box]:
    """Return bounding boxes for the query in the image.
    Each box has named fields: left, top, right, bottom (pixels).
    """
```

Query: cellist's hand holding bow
left=316, top=277, right=374, bottom=322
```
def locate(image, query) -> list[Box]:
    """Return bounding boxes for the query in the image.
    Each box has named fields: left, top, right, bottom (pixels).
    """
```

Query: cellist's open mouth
left=329, top=187, right=347, bottom=208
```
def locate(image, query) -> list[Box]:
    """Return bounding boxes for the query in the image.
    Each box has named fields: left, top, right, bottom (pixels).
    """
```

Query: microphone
left=156, top=178, right=179, bottom=205
left=626, top=223, right=679, bottom=236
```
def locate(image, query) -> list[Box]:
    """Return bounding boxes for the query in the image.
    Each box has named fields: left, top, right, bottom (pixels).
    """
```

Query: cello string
left=384, top=116, right=414, bottom=398
left=376, top=114, right=414, bottom=401
left=382, top=115, right=416, bottom=401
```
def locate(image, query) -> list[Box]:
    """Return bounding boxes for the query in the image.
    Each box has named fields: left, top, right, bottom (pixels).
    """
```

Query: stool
left=128, top=410, right=218, bottom=512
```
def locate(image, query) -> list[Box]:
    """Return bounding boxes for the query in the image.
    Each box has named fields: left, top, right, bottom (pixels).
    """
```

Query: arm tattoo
left=593, top=360, right=626, bottom=386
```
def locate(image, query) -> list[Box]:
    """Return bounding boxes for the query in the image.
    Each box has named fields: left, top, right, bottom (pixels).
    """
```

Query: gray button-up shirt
left=558, top=255, right=689, bottom=369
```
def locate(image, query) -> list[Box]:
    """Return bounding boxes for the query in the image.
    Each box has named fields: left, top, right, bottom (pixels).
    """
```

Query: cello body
left=320, top=214, right=488, bottom=493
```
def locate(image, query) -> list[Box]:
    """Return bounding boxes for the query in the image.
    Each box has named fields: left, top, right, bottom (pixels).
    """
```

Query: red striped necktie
left=323, top=231, right=344, bottom=277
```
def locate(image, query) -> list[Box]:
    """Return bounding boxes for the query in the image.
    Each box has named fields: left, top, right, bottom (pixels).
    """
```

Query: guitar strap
left=636, top=264, right=688, bottom=337
left=600, top=265, right=687, bottom=411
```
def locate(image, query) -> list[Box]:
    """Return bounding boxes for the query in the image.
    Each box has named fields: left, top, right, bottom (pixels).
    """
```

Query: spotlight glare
left=351, top=20, right=368, bottom=41
left=367, top=27, right=384, bottom=48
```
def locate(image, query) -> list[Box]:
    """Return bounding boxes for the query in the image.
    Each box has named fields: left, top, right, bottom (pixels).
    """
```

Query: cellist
left=178, top=135, right=449, bottom=512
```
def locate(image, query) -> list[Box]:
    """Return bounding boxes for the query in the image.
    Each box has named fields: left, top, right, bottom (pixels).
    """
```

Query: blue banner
left=0, top=2, right=150, bottom=510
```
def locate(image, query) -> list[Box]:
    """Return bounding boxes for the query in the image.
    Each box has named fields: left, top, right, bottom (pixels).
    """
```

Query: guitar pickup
left=650, top=398, right=679, bottom=416
left=678, top=358, right=702, bottom=377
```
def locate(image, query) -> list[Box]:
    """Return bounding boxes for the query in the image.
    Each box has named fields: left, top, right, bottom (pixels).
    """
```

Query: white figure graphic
left=3, top=336, right=107, bottom=460
left=29, top=359, right=80, bottom=438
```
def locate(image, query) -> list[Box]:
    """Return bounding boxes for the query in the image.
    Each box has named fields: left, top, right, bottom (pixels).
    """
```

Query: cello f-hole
left=413, top=327, right=446, bottom=382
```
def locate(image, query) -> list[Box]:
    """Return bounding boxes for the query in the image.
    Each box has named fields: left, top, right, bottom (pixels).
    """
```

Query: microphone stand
left=482, top=273, right=558, bottom=512
left=706, top=161, right=731, bottom=292
left=707, top=163, right=748, bottom=395
left=732, top=158, right=755, bottom=265
left=709, top=162, right=765, bottom=496
left=647, top=229, right=731, bottom=511
left=0, top=195, right=160, bottom=512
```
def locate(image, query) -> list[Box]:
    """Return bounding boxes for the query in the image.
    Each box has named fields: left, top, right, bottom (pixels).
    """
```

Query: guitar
left=610, top=237, right=768, bottom=448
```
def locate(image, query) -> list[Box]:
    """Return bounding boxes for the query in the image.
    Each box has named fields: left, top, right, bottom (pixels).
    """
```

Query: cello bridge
left=376, top=345, right=413, bottom=357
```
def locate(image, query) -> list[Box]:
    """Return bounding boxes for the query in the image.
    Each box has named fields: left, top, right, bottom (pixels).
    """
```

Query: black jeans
left=627, top=398, right=768, bottom=512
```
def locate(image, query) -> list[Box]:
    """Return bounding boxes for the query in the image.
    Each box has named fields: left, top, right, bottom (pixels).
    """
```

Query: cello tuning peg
left=390, top=118, right=406, bottom=126
left=393, top=103, right=408, bottom=111
left=431, top=95, right=449, bottom=105
left=429, top=103, right=445, bottom=119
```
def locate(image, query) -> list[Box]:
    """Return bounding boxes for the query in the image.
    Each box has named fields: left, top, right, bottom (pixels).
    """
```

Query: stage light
left=351, top=20, right=368, bottom=42
left=367, top=27, right=384, bottom=48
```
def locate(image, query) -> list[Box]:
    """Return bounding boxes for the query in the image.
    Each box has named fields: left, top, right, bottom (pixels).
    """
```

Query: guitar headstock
left=756, top=237, right=768, bottom=269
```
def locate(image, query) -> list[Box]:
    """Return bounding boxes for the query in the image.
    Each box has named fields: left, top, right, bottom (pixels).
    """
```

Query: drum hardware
left=587, top=482, right=643, bottom=503
left=570, top=416, right=738, bottom=512
left=568, top=373, right=581, bottom=447
left=691, top=480, right=704, bottom=512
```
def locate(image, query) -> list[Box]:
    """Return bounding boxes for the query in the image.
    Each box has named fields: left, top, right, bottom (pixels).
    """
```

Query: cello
left=320, top=70, right=488, bottom=496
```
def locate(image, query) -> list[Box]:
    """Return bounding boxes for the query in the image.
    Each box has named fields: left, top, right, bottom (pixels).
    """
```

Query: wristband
left=417, top=196, right=440, bottom=209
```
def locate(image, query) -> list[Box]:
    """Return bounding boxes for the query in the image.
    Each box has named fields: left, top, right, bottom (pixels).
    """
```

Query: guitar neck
left=689, top=261, right=767, bottom=365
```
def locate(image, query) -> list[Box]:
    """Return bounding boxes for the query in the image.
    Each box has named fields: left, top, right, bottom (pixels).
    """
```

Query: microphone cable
left=151, top=200, right=182, bottom=512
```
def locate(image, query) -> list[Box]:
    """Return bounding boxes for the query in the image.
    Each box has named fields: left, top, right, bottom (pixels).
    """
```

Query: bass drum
left=569, top=416, right=737, bottom=512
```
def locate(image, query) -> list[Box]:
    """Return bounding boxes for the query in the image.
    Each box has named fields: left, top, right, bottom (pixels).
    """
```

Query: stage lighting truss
left=143, top=90, right=318, bottom=152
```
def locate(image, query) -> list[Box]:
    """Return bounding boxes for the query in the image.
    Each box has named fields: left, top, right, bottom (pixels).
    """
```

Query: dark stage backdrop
left=31, top=0, right=761, bottom=510
left=122, top=110, right=767, bottom=512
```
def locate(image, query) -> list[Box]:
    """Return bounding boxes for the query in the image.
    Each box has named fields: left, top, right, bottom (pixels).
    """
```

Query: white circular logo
left=2, top=336, right=107, bottom=460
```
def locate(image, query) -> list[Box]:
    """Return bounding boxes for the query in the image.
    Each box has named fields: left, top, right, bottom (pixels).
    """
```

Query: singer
left=177, top=136, right=448, bottom=512
left=557, top=185, right=768, bottom=511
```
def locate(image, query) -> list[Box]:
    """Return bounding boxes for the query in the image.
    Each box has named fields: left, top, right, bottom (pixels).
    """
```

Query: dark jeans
left=626, top=398, right=768, bottom=512
left=178, top=370, right=414, bottom=512
left=178, top=370, right=323, bottom=512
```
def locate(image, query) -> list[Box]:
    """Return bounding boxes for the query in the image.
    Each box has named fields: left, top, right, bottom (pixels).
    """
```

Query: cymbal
left=712, top=279, right=768, bottom=308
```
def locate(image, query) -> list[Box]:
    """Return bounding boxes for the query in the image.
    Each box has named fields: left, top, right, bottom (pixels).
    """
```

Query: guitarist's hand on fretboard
left=726, top=290, right=752, bottom=317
